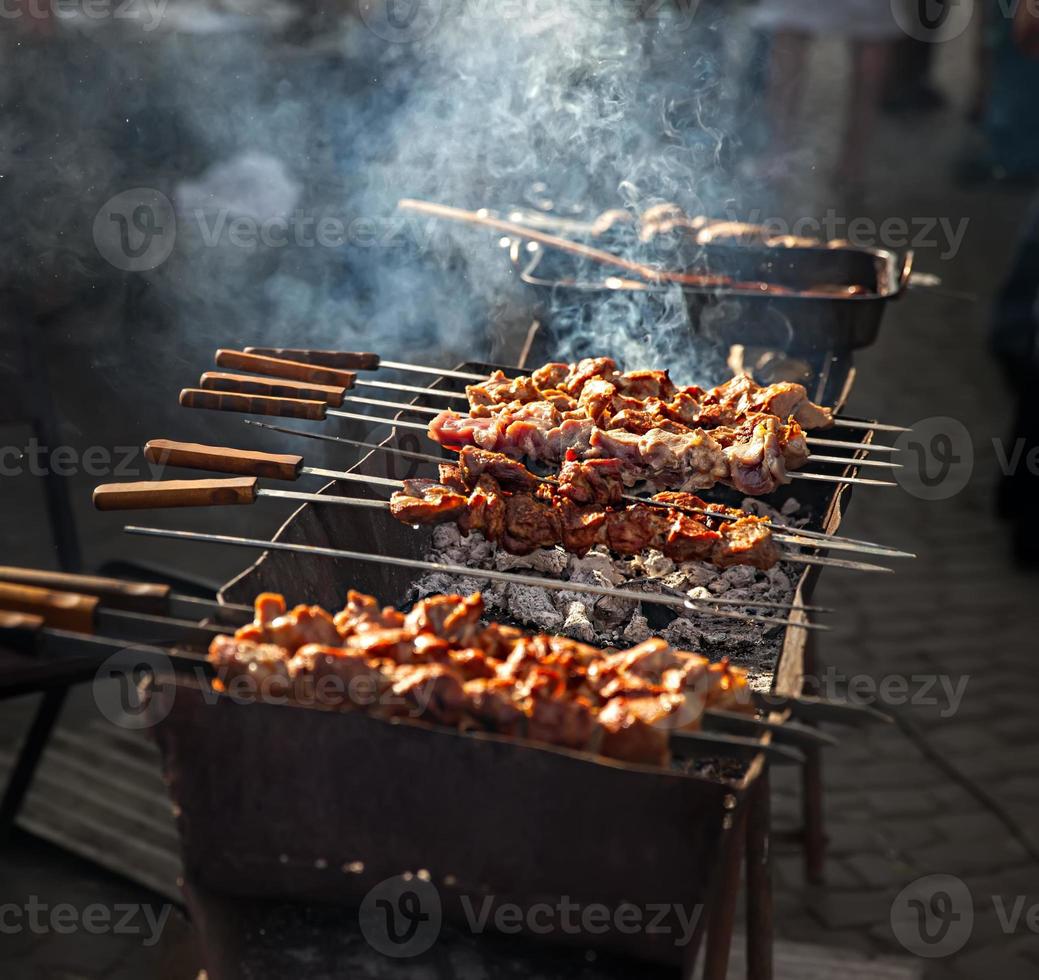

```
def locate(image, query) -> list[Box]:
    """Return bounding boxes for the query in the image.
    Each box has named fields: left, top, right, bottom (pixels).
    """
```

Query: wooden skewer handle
left=244, top=347, right=380, bottom=371
left=200, top=371, right=347, bottom=407
left=0, top=582, right=98, bottom=634
left=179, top=388, right=328, bottom=420
left=0, top=567, right=171, bottom=615
left=144, top=439, right=304, bottom=482
left=0, top=610, right=45, bottom=653
left=93, top=477, right=259, bottom=510
left=215, top=349, right=357, bottom=388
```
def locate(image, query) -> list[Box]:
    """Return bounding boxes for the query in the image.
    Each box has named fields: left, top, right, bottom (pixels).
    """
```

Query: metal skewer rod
left=123, top=526, right=826, bottom=632
left=243, top=422, right=913, bottom=558
left=322, top=411, right=898, bottom=488
left=357, top=379, right=469, bottom=401
left=336, top=395, right=899, bottom=461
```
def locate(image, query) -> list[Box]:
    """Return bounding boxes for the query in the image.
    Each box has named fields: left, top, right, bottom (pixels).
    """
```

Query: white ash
left=408, top=498, right=804, bottom=686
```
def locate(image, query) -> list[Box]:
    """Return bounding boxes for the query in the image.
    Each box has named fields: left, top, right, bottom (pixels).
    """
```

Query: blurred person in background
left=748, top=0, right=906, bottom=187
left=991, top=2, right=1039, bottom=567
left=960, top=1, right=1039, bottom=183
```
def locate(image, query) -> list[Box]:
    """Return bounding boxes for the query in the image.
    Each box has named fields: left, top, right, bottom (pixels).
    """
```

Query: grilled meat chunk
left=390, top=664, right=467, bottom=725
left=556, top=456, right=624, bottom=507
left=208, top=634, right=292, bottom=697
left=713, top=519, right=781, bottom=570
left=390, top=480, right=468, bottom=524
left=458, top=446, right=541, bottom=492
left=458, top=475, right=507, bottom=541
left=404, top=593, right=484, bottom=643
left=597, top=695, right=681, bottom=767
left=501, top=493, right=563, bottom=555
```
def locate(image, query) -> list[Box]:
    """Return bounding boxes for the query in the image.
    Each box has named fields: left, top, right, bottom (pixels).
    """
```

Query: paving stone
left=946, top=945, right=1037, bottom=980
left=931, top=811, right=1006, bottom=842
left=806, top=890, right=891, bottom=931
left=868, top=789, right=939, bottom=819
left=913, top=838, right=1030, bottom=876
left=845, top=853, right=917, bottom=890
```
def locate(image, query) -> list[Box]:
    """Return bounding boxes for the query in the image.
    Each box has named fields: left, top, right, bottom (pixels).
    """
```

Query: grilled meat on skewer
left=208, top=590, right=753, bottom=768
left=388, top=471, right=782, bottom=570
left=465, top=360, right=835, bottom=430
left=429, top=408, right=804, bottom=495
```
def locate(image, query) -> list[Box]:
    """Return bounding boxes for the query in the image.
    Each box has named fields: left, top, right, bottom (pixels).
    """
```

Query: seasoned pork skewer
left=240, top=347, right=908, bottom=432
left=208, top=588, right=763, bottom=768
left=241, top=421, right=915, bottom=559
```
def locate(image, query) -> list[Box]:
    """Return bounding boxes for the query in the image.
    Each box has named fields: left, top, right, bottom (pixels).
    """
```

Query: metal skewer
left=242, top=421, right=913, bottom=558
left=95, top=467, right=889, bottom=576
left=311, top=410, right=899, bottom=489
left=123, top=526, right=826, bottom=632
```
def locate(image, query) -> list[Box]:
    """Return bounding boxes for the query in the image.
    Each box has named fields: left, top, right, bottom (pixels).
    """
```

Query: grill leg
left=746, top=771, right=773, bottom=980
left=0, top=687, right=68, bottom=842
left=702, top=807, right=747, bottom=980
left=801, top=636, right=826, bottom=884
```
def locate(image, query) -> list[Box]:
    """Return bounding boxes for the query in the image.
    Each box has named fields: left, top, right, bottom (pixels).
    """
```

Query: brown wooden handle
left=215, top=349, right=357, bottom=388
left=200, top=372, right=346, bottom=407
left=93, top=477, right=259, bottom=510
left=0, top=583, right=98, bottom=633
left=179, top=388, right=327, bottom=420
left=0, top=610, right=45, bottom=653
left=144, top=439, right=304, bottom=481
left=244, top=347, right=380, bottom=371
left=0, top=567, right=171, bottom=615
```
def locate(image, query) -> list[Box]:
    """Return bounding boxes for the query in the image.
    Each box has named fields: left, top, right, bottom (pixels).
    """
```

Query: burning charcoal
left=781, top=498, right=801, bottom=516
left=502, top=584, right=564, bottom=631
left=569, top=549, right=626, bottom=586
left=493, top=547, right=570, bottom=577
left=622, top=612, right=652, bottom=645
left=721, top=565, right=758, bottom=590
left=639, top=551, right=674, bottom=578
left=561, top=601, right=598, bottom=643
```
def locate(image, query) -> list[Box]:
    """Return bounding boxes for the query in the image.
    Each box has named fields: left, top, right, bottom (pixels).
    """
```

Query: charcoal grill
left=145, top=358, right=864, bottom=974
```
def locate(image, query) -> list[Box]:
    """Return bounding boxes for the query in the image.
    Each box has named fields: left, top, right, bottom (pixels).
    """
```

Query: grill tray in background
left=513, top=239, right=912, bottom=354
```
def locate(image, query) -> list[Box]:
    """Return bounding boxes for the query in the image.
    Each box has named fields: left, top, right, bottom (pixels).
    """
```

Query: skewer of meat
left=208, top=589, right=760, bottom=769
left=241, top=421, right=916, bottom=559
left=230, top=348, right=909, bottom=434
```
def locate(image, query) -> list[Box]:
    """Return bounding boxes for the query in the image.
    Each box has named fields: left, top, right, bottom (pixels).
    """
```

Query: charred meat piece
left=334, top=590, right=406, bottom=636
left=390, top=664, right=467, bottom=726
left=458, top=475, right=507, bottom=542
left=208, top=634, right=292, bottom=697
left=662, top=512, right=722, bottom=562
left=462, top=678, right=525, bottom=733
left=556, top=456, right=624, bottom=507
left=524, top=691, right=598, bottom=750
left=448, top=648, right=499, bottom=681
left=390, top=479, right=468, bottom=525
left=478, top=623, right=525, bottom=661
left=466, top=370, right=542, bottom=407
left=345, top=627, right=418, bottom=664
left=559, top=357, right=618, bottom=396
left=288, top=644, right=391, bottom=709
left=597, top=695, right=681, bottom=766
left=457, top=446, right=541, bottom=492
left=722, top=416, right=790, bottom=495
left=404, top=593, right=484, bottom=643
left=613, top=369, right=677, bottom=401
left=254, top=592, right=286, bottom=626
left=501, top=493, right=563, bottom=556
left=556, top=499, right=608, bottom=557
left=239, top=604, right=341, bottom=653
left=712, top=518, right=781, bottom=570
left=438, top=463, right=468, bottom=493
left=531, top=362, right=569, bottom=390
left=605, top=503, right=668, bottom=555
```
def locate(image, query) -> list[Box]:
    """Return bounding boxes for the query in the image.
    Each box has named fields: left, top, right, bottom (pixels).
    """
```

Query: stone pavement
left=765, top=40, right=1039, bottom=979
